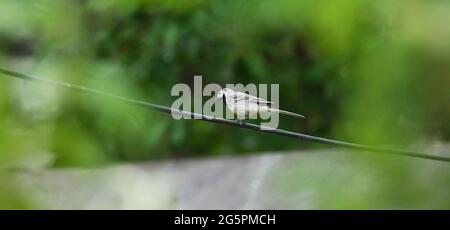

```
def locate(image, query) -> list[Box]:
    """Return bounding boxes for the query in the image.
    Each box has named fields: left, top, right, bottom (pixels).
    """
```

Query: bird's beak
left=216, top=91, right=222, bottom=100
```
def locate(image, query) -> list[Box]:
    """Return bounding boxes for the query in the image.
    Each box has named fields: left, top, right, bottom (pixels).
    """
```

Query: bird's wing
left=231, top=91, right=275, bottom=106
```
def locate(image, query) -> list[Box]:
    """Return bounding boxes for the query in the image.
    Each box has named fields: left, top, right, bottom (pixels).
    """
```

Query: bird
left=216, top=88, right=305, bottom=124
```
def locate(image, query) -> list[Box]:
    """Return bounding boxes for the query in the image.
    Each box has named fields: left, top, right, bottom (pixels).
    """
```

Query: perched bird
left=216, top=88, right=305, bottom=123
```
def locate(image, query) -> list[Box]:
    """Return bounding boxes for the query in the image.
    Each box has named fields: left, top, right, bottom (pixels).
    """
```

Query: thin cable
left=0, top=67, right=449, bottom=162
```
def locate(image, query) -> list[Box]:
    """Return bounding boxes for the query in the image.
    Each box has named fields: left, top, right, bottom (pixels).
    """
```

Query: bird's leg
left=236, top=117, right=249, bottom=126
left=235, top=120, right=243, bottom=126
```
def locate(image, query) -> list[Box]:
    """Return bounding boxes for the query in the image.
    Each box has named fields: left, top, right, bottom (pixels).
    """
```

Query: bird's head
left=216, top=88, right=233, bottom=99
left=217, top=89, right=225, bottom=99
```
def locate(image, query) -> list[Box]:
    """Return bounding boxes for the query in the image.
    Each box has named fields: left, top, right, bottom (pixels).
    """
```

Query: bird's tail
left=268, top=108, right=305, bottom=119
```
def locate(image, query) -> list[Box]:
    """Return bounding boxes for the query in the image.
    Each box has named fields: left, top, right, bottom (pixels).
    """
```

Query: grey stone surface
left=11, top=143, right=450, bottom=209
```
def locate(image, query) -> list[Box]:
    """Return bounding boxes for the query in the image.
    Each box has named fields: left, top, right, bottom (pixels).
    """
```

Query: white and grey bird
left=216, top=88, right=305, bottom=122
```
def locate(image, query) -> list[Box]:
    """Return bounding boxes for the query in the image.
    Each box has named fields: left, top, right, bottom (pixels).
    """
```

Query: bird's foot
left=236, top=120, right=245, bottom=126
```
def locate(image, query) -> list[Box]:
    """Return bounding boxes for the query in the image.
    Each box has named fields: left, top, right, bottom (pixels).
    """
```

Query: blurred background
left=0, top=0, right=449, bottom=209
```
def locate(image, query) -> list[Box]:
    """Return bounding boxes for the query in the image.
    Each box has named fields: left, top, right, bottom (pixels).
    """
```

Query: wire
left=1, top=67, right=449, bottom=162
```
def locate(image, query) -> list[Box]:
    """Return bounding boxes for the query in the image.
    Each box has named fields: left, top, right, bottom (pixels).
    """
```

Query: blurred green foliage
left=0, top=0, right=449, bottom=209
